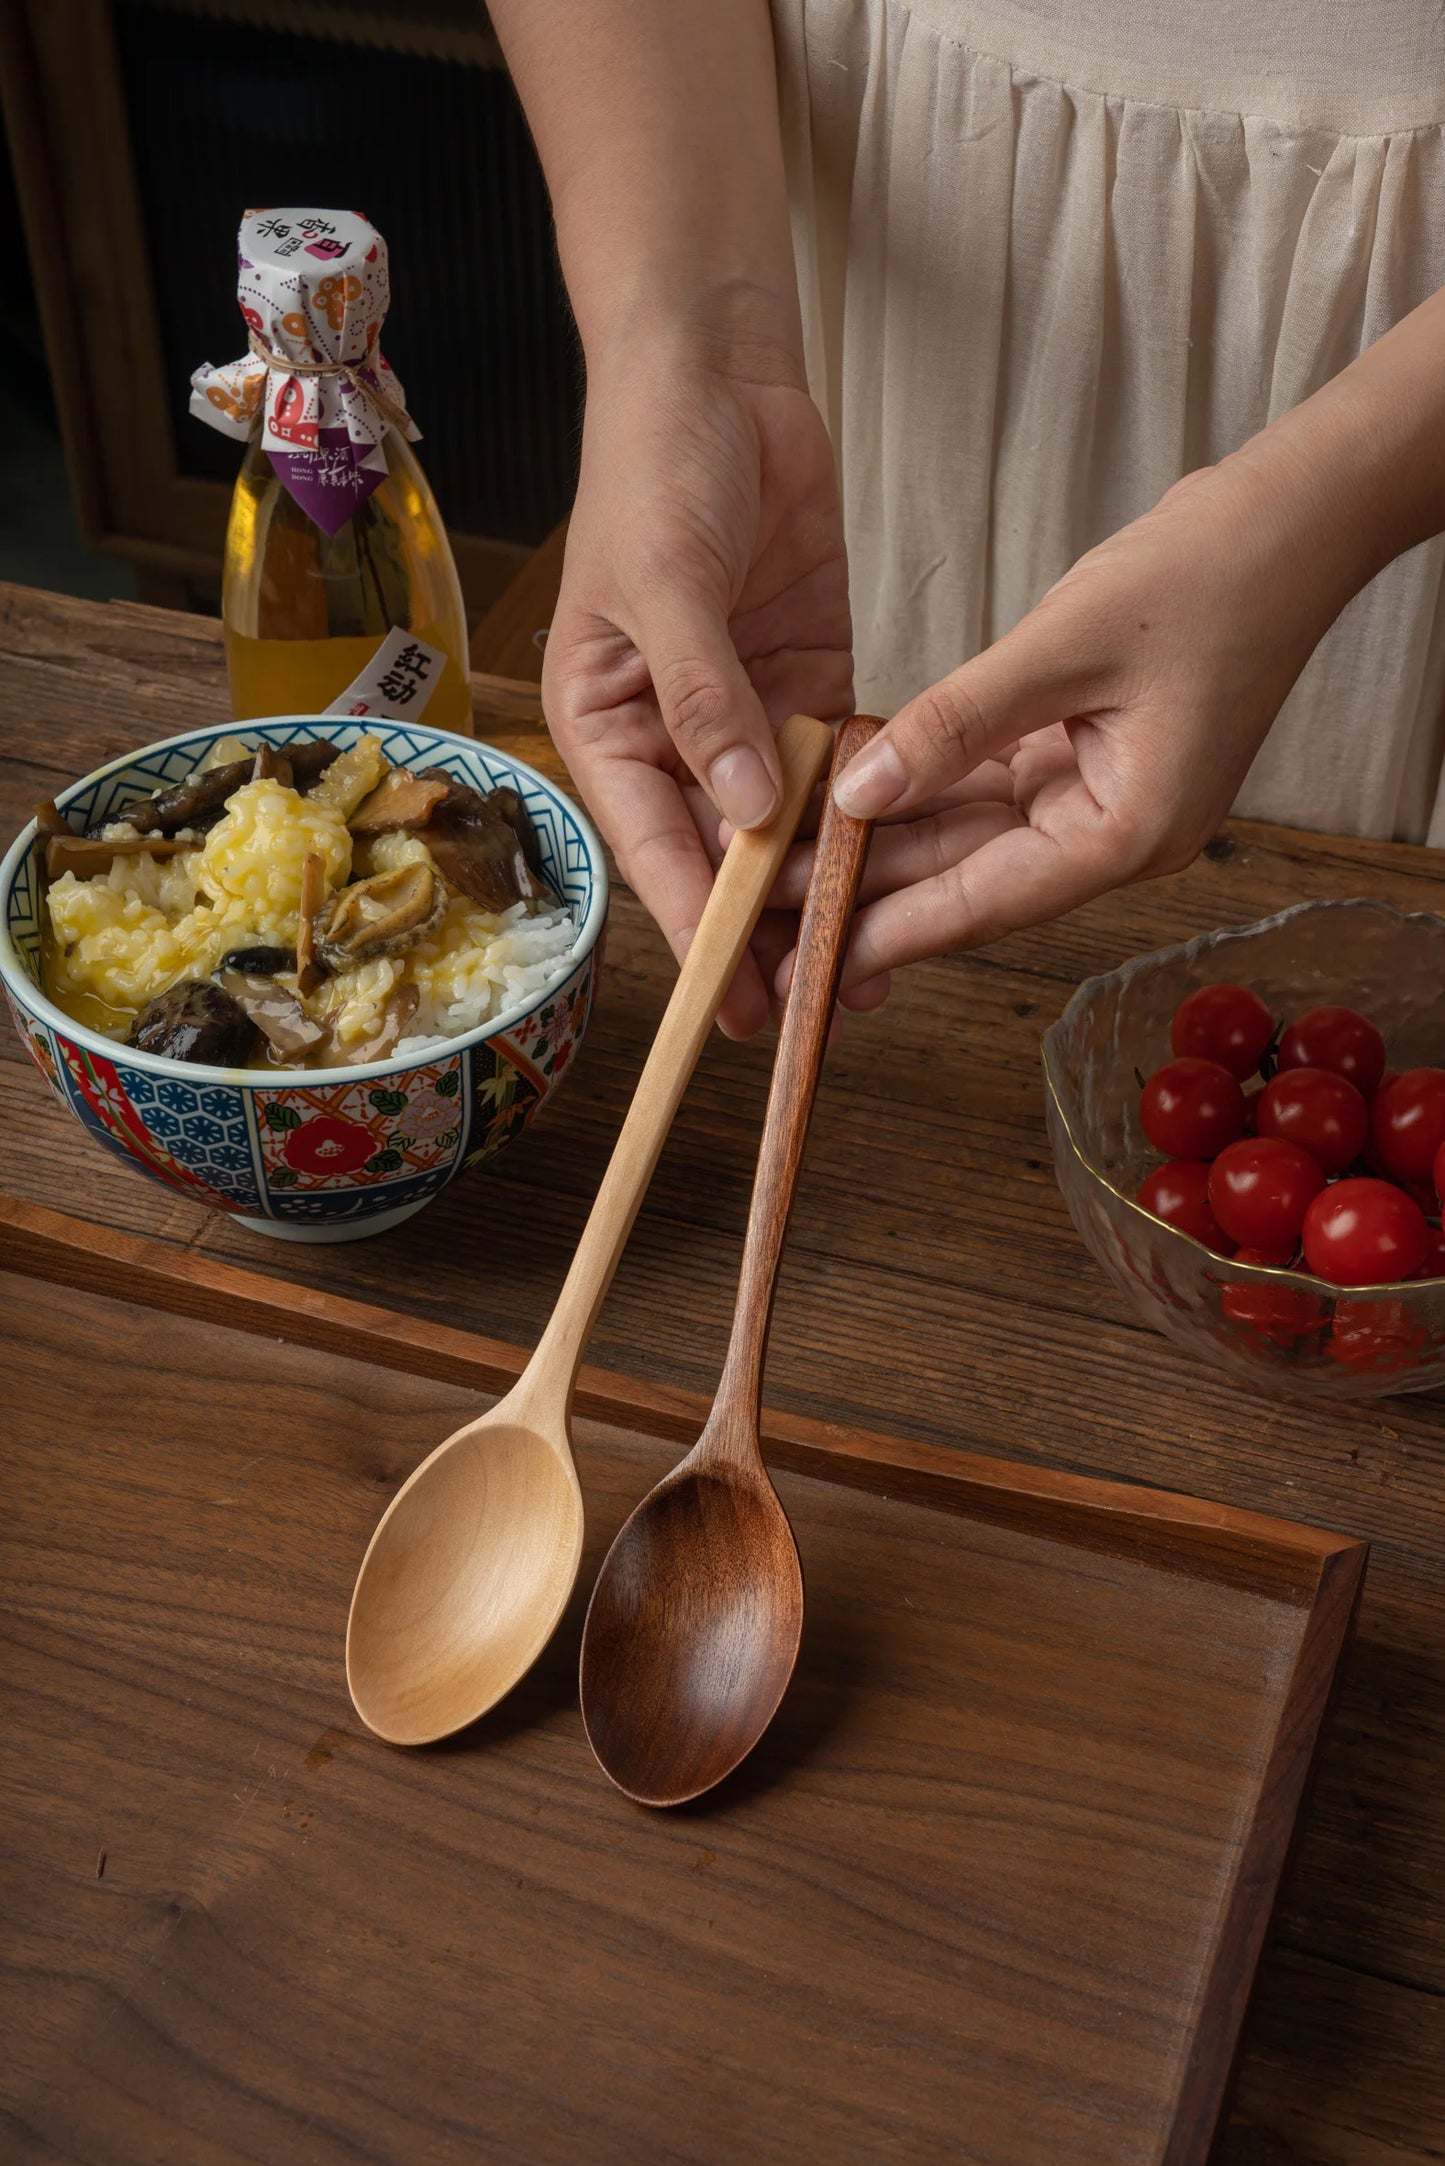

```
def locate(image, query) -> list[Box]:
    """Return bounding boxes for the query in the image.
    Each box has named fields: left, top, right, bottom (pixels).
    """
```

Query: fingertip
left=841, top=971, right=891, bottom=1012
left=709, top=745, right=780, bottom=832
left=833, top=736, right=908, bottom=820
left=715, top=955, right=771, bottom=1040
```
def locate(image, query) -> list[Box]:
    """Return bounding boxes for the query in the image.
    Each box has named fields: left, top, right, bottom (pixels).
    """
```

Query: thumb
left=636, top=592, right=782, bottom=831
left=832, top=614, right=1087, bottom=819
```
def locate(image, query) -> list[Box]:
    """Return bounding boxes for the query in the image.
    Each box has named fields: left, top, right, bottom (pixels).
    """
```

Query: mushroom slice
left=296, top=851, right=328, bottom=996
left=289, top=739, right=341, bottom=790
left=46, top=833, right=191, bottom=880
left=315, top=861, right=446, bottom=971
left=487, top=785, right=550, bottom=884
left=320, top=983, right=419, bottom=1068
left=216, top=970, right=326, bottom=1062
left=119, top=756, right=254, bottom=837
left=219, top=943, right=296, bottom=977
left=126, top=979, right=258, bottom=1066
left=347, top=765, right=451, bottom=836
left=35, top=799, right=69, bottom=837
left=416, top=773, right=558, bottom=913
left=251, top=744, right=295, bottom=788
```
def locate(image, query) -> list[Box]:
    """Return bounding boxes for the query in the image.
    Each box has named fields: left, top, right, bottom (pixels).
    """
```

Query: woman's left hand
left=768, top=445, right=1385, bottom=1003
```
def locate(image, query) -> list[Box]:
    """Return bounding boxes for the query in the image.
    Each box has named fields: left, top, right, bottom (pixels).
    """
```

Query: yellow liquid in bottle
left=222, top=429, right=472, bottom=734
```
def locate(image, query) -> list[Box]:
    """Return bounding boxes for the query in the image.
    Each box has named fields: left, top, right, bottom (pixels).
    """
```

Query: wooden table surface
left=2, top=583, right=1444, bottom=2162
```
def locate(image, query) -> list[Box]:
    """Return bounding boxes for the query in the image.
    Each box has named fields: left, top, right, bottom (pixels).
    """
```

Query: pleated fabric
left=773, top=0, right=1445, bottom=842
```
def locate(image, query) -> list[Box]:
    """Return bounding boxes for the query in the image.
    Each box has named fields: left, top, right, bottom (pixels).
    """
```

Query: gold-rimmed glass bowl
left=1043, top=899, right=1445, bottom=1399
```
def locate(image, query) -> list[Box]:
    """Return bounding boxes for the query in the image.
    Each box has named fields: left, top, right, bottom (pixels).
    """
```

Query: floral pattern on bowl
left=0, top=716, right=608, bottom=1243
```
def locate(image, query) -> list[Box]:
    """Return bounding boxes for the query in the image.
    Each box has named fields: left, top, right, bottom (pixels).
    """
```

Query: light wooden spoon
left=579, top=717, right=880, bottom=1805
left=346, top=713, right=835, bottom=1745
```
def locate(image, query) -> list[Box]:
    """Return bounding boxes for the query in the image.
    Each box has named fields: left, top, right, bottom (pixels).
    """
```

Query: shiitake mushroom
left=126, top=979, right=258, bottom=1066
left=85, top=737, right=342, bottom=840
left=416, top=770, right=559, bottom=914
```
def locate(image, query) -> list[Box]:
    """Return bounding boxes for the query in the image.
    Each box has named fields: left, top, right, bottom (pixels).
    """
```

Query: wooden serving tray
left=0, top=1203, right=1364, bottom=2166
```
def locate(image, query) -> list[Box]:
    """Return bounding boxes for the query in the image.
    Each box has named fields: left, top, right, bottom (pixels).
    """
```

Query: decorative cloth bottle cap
left=190, top=208, right=420, bottom=535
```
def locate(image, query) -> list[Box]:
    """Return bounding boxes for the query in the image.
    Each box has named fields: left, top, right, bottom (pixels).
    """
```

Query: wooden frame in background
left=0, top=0, right=531, bottom=612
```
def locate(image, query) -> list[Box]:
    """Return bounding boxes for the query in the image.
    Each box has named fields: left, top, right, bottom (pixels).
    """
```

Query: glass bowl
left=1042, top=899, right=1445, bottom=1399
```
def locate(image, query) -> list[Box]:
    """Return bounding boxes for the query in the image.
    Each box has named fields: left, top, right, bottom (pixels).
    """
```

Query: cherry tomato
left=1327, top=1296, right=1429, bottom=1374
left=1277, top=1006, right=1387, bottom=1095
left=1369, top=1069, right=1445, bottom=1183
left=1301, top=1177, right=1428, bottom=1286
left=1419, top=1226, right=1445, bottom=1280
left=1233, top=1242, right=1299, bottom=1269
left=1140, top=1058, right=1246, bottom=1160
left=1137, top=1161, right=1235, bottom=1255
left=1256, top=1065, right=1368, bottom=1176
left=1208, top=1138, right=1325, bottom=1252
left=1434, top=1137, right=1445, bottom=1209
left=1170, top=983, right=1274, bottom=1080
left=1220, top=1251, right=1324, bottom=1346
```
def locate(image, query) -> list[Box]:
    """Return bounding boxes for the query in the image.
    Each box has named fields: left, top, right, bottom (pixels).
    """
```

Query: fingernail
left=834, top=740, right=907, bottom=818
left=708, top=747, right=778, bottom=831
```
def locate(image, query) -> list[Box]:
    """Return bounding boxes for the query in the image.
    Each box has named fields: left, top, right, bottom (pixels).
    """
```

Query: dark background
left=0, top=3, right=581, bottom=605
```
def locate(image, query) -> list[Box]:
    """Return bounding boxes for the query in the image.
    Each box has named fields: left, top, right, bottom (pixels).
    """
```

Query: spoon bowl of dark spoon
left=580, top=1458, right=804, bottom=1807
left=580, top=717, right=880, bottom=1807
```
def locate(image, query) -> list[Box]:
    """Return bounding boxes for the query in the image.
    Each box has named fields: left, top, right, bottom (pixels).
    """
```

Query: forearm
left=489, top=0, right=802, bottom=380
left=1224, top=286, right=1445, bottom=614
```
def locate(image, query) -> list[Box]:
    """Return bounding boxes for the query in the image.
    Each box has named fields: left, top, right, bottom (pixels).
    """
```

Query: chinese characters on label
left=324, top=627, right=447, bottom=723
left=253, top=214, right=348, bottom=261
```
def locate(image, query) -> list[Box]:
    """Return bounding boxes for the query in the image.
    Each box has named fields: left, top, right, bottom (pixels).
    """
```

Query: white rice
left=392, top=902, right=580, bottom=1058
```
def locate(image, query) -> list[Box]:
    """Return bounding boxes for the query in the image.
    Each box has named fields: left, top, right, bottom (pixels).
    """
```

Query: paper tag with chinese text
left=323, top=628, right=448, bottom=721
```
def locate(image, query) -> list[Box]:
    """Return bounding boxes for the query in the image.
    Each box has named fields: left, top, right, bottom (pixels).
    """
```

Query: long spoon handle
left=706, top=716, right=881, bottom=1460
left=521, top=713, right=836, bottom=1421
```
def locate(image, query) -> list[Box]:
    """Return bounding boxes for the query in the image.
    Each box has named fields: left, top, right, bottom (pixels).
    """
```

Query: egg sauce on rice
left=42, top=739, right=579, bottom=1065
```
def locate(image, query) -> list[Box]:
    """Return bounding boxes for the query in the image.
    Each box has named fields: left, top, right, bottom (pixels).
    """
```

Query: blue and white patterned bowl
left=0, top=716, right=608, bottom=1242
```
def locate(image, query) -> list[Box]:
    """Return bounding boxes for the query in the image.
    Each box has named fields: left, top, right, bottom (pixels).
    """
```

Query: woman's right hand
left=542, top=325, right=854, bottom=1036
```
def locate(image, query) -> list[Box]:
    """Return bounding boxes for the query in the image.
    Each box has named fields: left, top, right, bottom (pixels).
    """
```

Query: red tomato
left=1277, top=1006, right=1387, bottom=1096
left=1170, top=983, right=1274, bottom=1080
left=1301, top=1177, right=1428, bottom=1286
left=1369, top=1069, right=1445, bottom=1183
left=1327, top=1296, right=1429, bottom=1374
left=1435, top=1137, right=1445, bottom=1209
left=1256, top=1065, right=1368, bottom=1176
left=1137, top=1161, right=1235, bottom=1255
left=1233, top=1242, right=1299, bottom=1269
left=1208, top=1138, right=1325, bottom=1252
left=1220, top=1252, right=1324, bottom=1345
left=1140, top=1058, right=1246, bottom=1160
left=1419, top=1225, right=1445, bottom=1280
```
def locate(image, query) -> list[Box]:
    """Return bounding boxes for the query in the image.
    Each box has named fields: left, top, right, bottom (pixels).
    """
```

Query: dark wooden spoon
left=579, top=716, right=881, bottom=1806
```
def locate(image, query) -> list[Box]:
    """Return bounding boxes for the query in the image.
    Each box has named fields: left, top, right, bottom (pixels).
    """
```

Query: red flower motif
left=283, top=1112, right=375, bottom=1177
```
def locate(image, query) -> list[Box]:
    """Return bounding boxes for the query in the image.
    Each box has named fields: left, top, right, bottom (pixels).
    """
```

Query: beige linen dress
left=772, top=0, right=1445, bottom=841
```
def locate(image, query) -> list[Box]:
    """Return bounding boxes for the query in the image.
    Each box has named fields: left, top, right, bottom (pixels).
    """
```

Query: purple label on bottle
left=267, top=425, right=383, bottom=536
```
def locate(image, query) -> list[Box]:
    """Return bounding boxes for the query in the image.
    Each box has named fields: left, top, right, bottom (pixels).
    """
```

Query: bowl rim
left=0, top=713, right=609, bottom=1088
left=1041, top=896, right=1445, bottom=1296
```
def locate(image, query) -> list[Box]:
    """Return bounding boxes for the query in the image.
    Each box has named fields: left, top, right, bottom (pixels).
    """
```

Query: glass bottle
left=192, top=206, right=471, bottom=733
left=222, top=428, right=471, bottom=731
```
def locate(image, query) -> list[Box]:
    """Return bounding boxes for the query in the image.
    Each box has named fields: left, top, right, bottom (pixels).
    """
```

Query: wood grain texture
left=580, top=719, right=880, bottom=1804
left=0, top=1273, right=1357, bottom=2164
left=3, top=584, right=1445, bottom=2157
left=342, top=716, right=836, bottom=1746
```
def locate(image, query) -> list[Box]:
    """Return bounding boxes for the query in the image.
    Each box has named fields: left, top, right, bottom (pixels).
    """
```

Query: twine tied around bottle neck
left=246, top=326, right=409, bottom=434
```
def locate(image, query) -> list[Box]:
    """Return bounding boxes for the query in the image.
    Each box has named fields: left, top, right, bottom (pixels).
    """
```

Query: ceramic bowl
left=1043, top=898, right=1445, bottom=1399
left=1, top=715, right=608, bottom=1243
